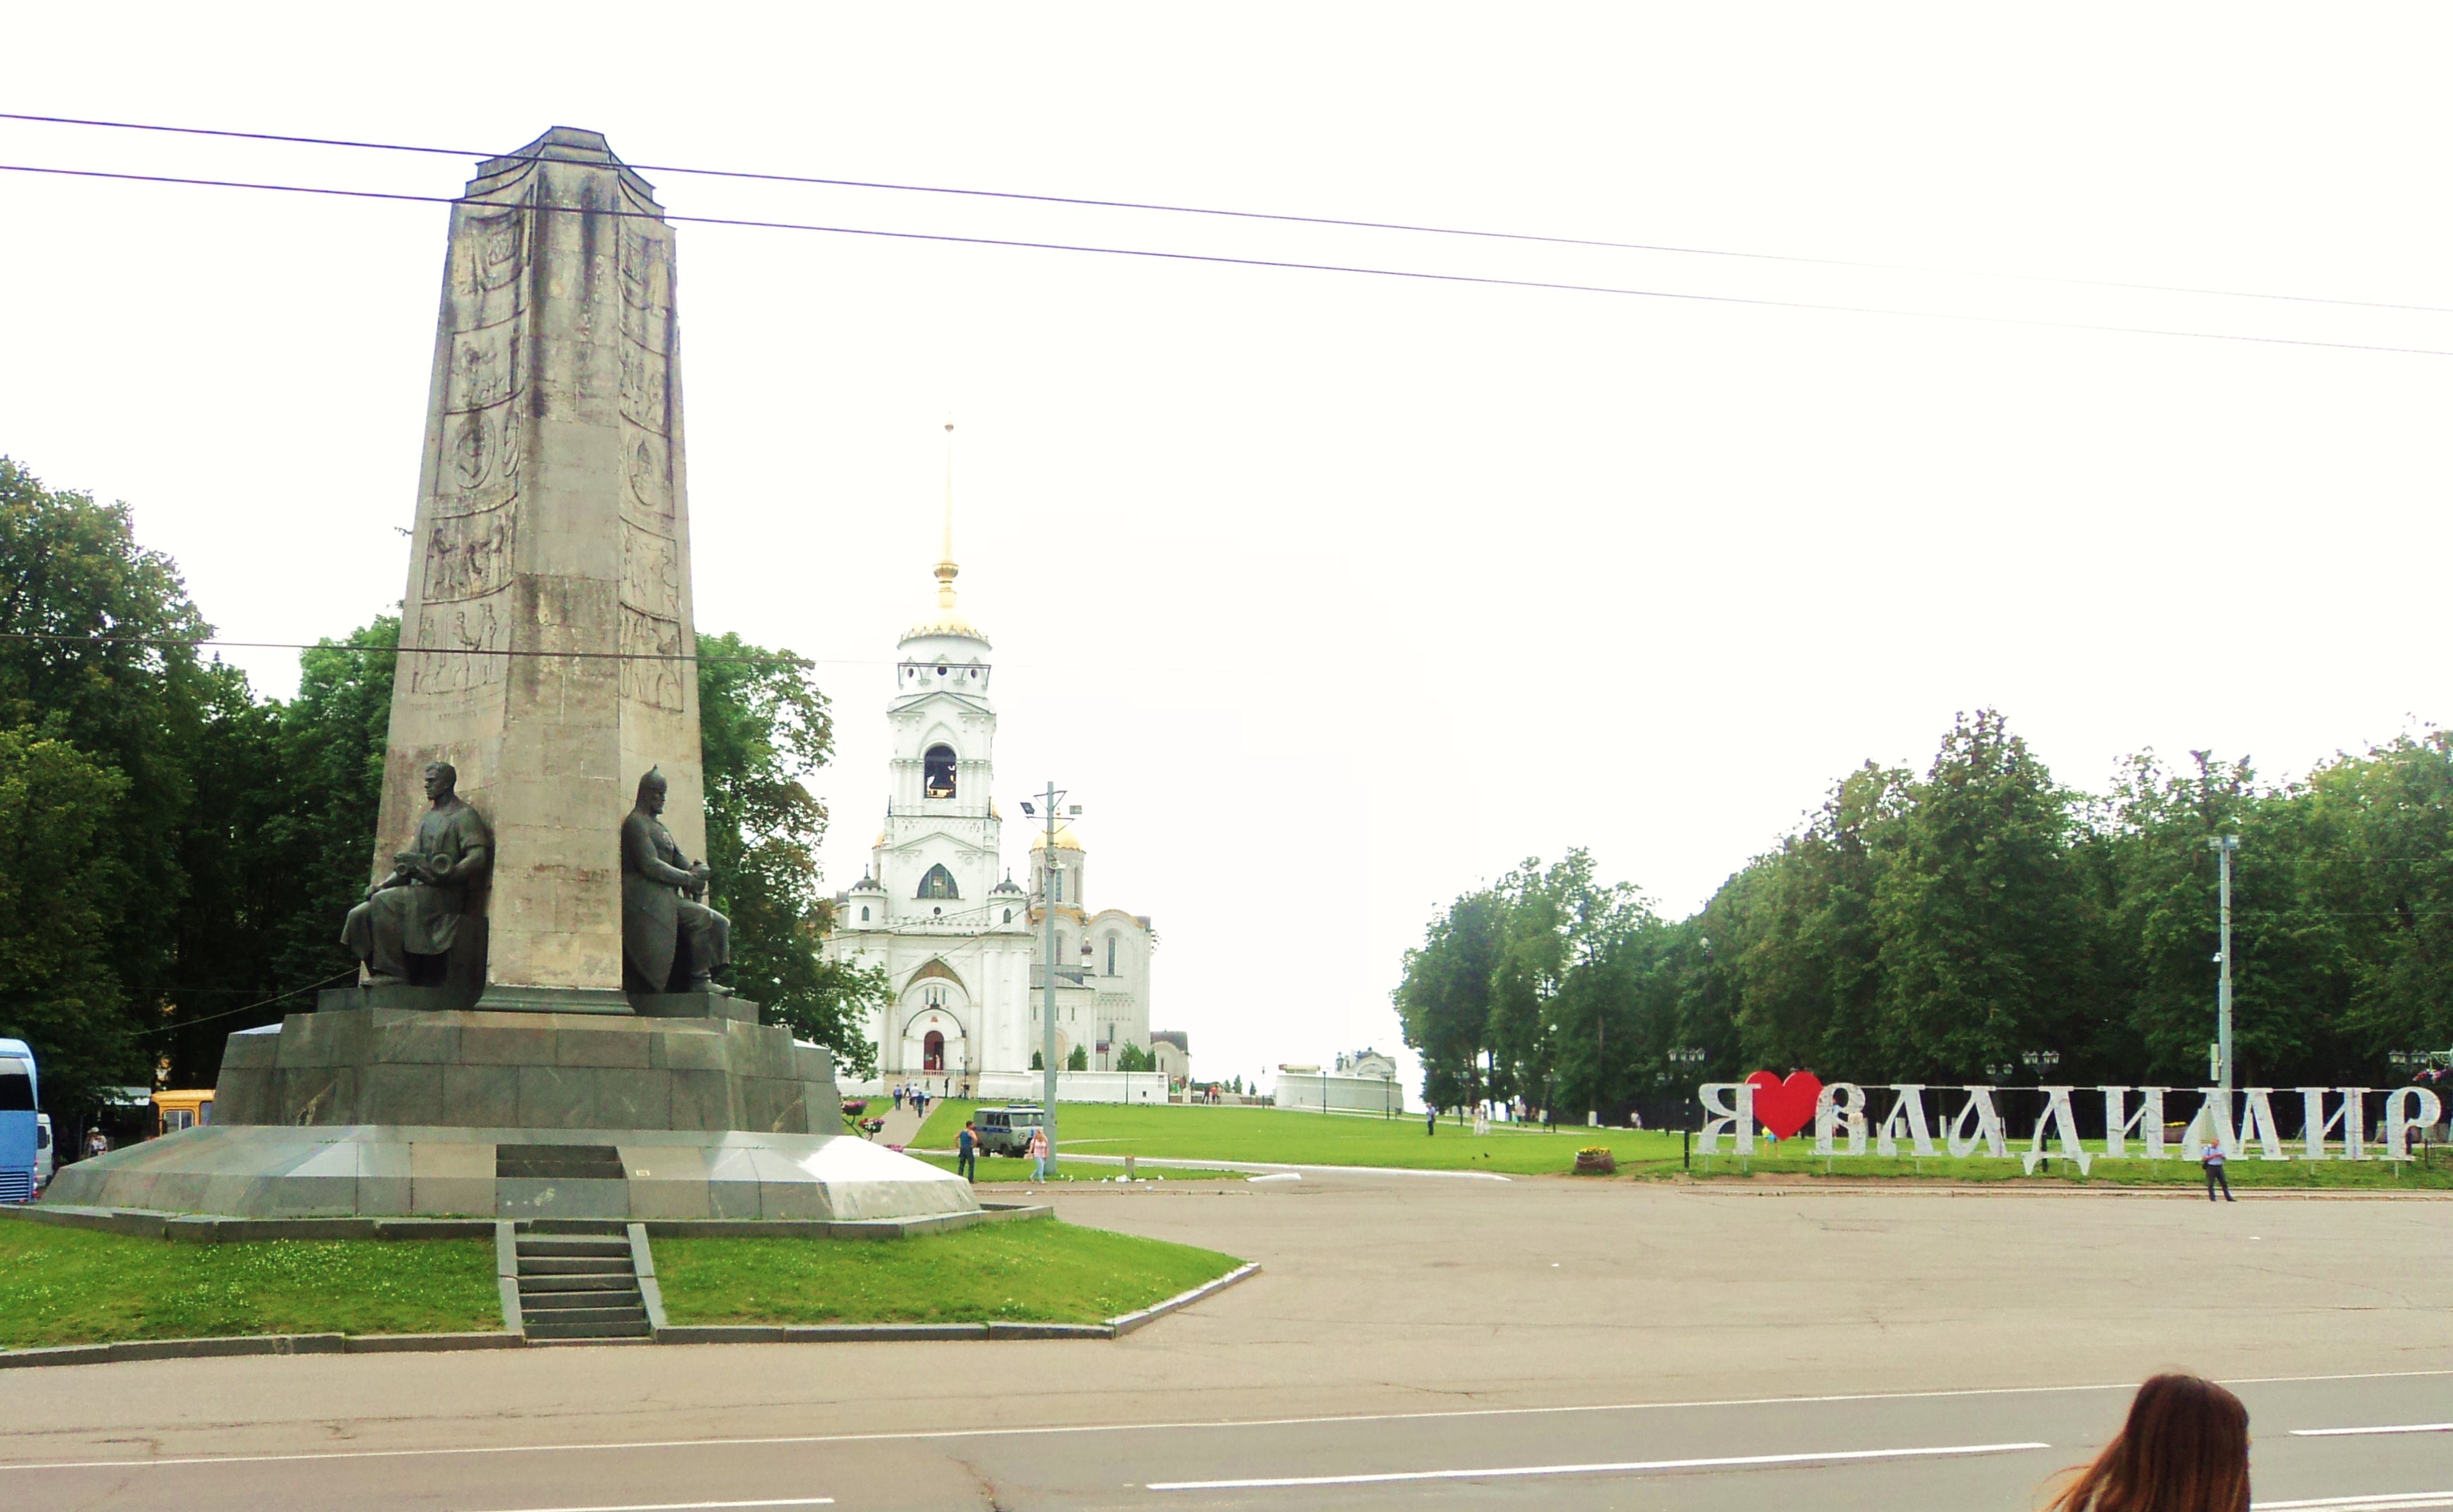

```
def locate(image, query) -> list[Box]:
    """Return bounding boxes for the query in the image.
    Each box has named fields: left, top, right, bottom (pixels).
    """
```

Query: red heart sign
left=1745, top=1070, right=1824, bottom=1141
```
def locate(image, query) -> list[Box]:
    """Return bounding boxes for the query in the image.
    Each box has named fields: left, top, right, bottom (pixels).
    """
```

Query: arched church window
left=1003, top=909, right=1013, bottom=924
left=860, top=905, right=870, bottom=922
left=1051, top=869, right=1063, bottom=903
left=1106, top=935, right=1117, bottom=975
left=923, top=745, right=957, bottom=799
left=918, top=863, right=959, bottom=900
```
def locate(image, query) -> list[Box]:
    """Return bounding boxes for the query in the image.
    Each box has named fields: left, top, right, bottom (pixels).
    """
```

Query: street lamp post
left=1021, top=787, right=1077, bottom=1178
left=2209, top=835, right=2239, bottom=1093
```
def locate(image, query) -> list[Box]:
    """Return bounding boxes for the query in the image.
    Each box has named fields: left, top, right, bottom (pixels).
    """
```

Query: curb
left=0, top=1331, right=523, bottom=1371
left=1110, top=1262, right=1261, bottom=1335
left=0, top=1206, right=496, bottom=1242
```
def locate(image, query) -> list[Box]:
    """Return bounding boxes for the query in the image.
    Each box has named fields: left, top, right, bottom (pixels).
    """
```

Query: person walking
left=956, top=1120, right=978, bottom=1182
left=892, top=1085, right=904, bottom=1113
left=1426, top=1107, right=1436, bottom=1137
left=2045, top=1372, right=2249, bottom=1512
left=1028, top=1124, right=1051, bottom=1182
left=2201, top=1136, right=2235, bottom=1203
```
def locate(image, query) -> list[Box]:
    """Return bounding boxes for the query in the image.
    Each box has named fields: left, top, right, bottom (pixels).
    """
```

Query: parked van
left=975, top=1105, right=1044, bottom=1158
left=0, top=1039, right=37, bottom=1203
left=154, top=1089, right=214, bottom=1136
left=33, top=1113, right=51, bottom=1192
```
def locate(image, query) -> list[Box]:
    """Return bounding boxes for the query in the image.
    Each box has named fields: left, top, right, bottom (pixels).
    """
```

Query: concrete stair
left=515, top=1222, right=651, bottom=1342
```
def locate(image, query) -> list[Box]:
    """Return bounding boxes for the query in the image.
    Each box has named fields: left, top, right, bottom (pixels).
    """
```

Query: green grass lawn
left=910, top=1099, right=2453, bottom=1188
left=0, top=1222, right=500, bottom=1350
left=912, top=1098, right=1685, bottom=1175
left=653, top=1219, right=1242, bottom=1326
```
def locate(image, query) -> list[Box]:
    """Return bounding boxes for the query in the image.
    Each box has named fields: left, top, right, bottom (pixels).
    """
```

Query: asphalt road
left=6, top=1172, right=2450, bottom=1511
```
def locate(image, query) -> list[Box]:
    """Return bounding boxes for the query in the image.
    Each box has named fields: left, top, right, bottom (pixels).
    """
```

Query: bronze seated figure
left=341, top=760, right=492, bottom=986
left=622, top=766, right=731, bottom=994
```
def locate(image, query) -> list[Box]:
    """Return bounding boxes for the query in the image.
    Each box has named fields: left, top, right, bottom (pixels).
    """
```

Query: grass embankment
left=655, top=1219, right=1240, bottom=1326
left=913, top=1100, right=2453, bottom=1188
left=914, top=1098, right=1686, bottom=1175
left=0, top=1223, right=499, bottom=1350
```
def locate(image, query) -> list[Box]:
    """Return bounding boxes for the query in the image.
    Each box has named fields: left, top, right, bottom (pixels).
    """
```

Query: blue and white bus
left=0, top=1039, right=35, bottom=1203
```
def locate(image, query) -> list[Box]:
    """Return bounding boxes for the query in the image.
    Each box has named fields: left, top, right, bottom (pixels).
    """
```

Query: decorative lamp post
left=1667, top=1046, right=1707, bottom=1166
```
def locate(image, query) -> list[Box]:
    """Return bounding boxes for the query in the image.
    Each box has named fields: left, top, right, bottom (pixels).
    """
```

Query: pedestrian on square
left=914, top=1089, right=927, bottom=1124
left=2044, top=1372, right=2249, bottom=1512
left=957, top=1120, right=978, bottom=1182
left=892, top=1086, right=904, bottom=1113
left=1426, top=1108, right=1435, bottom=1137
left=1028, top=1124, right=1050, bottom=1182
left=2201, top=1137, right=2234, bottom=1203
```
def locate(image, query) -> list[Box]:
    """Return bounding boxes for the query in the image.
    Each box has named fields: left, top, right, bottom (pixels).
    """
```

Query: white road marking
left=2291, top=1424, right=2453, bottom=1437
left=1249, top=1172, right=1301, bottom=1183
left=1146, top=1439, right=2051, bottom=1491
left=8, top=1367, right=2446, bottom=1475
left=2257, top=1495, right=2453, bottom=1511
left=461, top=1501, right=831, bottom=1512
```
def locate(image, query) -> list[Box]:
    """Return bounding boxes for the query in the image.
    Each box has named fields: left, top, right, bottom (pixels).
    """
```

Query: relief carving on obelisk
left=616, top=222, right=688, bottom=714
left=409, top=196, right=529, bottom=698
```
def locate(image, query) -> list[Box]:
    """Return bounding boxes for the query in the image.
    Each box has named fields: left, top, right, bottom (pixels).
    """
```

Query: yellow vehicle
left=154, top=1089, right=214, bottom=1136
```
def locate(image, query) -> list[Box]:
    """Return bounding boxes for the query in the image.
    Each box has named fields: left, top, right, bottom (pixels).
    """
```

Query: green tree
left=1030, top=1048, right=1044, bottom=1070
left=1114, top=1042, right=1154, bottom=1072
left=1065, top=1043, right=1089, bottom=1072
left=696, top=631, right=884, bottom=1077
left=1872, top=710, right=2095, bottom=1082
left=0, top=728, right=134, bottom=1120
left=1392, top=886, right=1507, bottom=1111
left=162, top=619, right=402, bottom=1085
left=0, top=459, right=220, bottom=1116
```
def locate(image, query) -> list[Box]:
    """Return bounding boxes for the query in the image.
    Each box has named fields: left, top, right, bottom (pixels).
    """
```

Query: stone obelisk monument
left=41, top=130, right=977, bottom=1227
left=381, top=127, right=705, bottom=1010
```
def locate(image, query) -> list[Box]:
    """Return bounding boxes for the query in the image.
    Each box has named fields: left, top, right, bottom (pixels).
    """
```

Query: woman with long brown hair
left=2047, top=1373, right=2250, bottom=1512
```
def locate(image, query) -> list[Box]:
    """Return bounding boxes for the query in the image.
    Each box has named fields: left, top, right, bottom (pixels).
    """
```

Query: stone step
left=517, top=1273, right=639, bottom=1294
left=524, top=1317, right=655, bottom=1341
left=521, top=1288, right=645, bottom=1313
left=517, top=1238, right=631, bottom=1258
left=525, top=1303, right=647, bottom=1325
left=521, top=1217, right=631, bottom=1236
left=519, top=1256, right=634, bottom=1277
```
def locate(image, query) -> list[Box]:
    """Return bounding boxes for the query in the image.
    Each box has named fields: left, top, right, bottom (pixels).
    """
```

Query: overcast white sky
left=7, top=7, right=2452, bottom=1094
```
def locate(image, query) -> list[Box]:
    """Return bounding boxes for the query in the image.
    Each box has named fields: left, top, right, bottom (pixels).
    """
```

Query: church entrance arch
left=896, top=966, right=970, bottom=1077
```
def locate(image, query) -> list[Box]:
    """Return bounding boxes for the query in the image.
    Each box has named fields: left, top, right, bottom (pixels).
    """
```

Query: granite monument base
left=39, top=998, right=976, bottom=1221
left=216, top=1003, right=832, bottom=1132
left=41, top=1125, right=976, bottom=1221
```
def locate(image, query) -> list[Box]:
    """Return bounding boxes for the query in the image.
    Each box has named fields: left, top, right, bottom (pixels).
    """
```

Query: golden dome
left=1028, top=822, right=1083, bottom=852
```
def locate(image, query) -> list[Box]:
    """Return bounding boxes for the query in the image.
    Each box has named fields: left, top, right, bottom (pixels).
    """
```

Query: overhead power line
left=0, top=628, right=867, bottom=667
left=4, top=161, right=2449, bottom=361
left=2, top=109, right=2443, bottom=318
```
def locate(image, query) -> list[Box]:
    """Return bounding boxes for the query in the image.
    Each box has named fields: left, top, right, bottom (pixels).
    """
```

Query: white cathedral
left=822, top=507, right=1158, bottom=1084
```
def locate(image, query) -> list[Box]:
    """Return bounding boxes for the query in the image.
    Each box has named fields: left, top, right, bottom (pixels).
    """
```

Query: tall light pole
left=2209, top=835, right=2238, bottom=1093
left=1023, top=785, right=1073, bottom=1176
